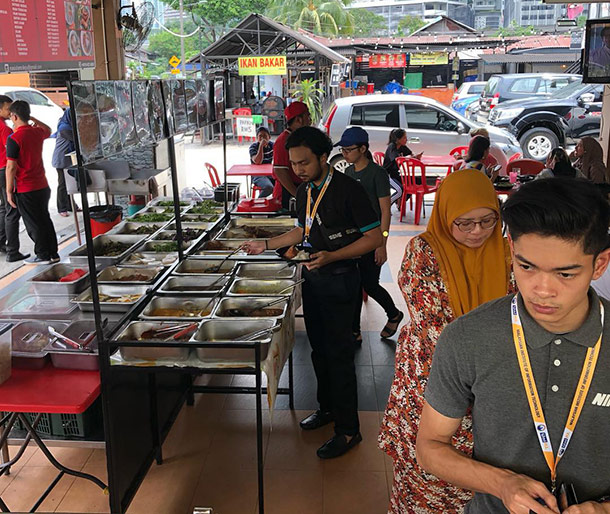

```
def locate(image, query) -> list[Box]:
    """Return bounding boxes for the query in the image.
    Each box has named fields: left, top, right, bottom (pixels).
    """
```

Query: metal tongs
left=236, top=323, right=282, bottom=342
left=48, top=327, right=91, bottom=352
left=277, top=278, right=305, bottom=295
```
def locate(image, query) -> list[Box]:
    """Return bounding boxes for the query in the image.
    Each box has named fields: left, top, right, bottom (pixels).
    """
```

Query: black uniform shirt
left=296, top=169, right=379, bottom=266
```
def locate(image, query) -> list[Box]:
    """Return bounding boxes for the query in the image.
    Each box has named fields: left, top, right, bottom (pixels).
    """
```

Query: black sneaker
left=50, top=255, right=60, bottom=264
left=6, top=252, right=30, bottom=263
left=24, top=255, right=53, bottom=265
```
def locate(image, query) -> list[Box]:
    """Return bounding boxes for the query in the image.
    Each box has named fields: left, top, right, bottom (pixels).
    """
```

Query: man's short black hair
left=285, top=126, right=333, bottom=158
left=9, top=100, right=30, bottom=122
left=0, top=95, right=12, bottom=107
left=502, top=177, right=610, bottom=256
left=256, top=126, right=270, bottom=135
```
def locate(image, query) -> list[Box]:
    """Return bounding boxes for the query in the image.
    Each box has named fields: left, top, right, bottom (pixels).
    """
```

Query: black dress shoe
left=317, top=433, right=362, bottom=459
left=6, top=252, right=30, bottom=263
left=0, top=245, right=7, bottom=254
left=299, top=410, right=333, bottom=431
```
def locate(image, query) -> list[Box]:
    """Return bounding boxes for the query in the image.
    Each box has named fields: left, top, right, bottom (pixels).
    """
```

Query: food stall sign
left=235, top=117, right=256, bottom=138
left=0, top=0, right=95, bottom=73
left=368, top=54, right=407, bottom=68
left=409, top=52, right=449, bottom=66
left=238, top=55, right=287, bottom=76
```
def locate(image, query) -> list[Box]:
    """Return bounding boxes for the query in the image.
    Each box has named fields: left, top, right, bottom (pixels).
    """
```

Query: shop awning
left=481, top=52, right=580, bottom=64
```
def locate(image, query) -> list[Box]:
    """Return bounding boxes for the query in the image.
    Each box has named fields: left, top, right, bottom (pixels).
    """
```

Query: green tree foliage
left=494, top=20, right=535, bottom=36
left=351, top=8, right=386, bottom=37
left=291, top=79, right=324, bottom=123
left=267, top=0, right=355, bottom=36
left=146, top=21, right=201, bottom=75
left=396, top=15, right=426, bottom=36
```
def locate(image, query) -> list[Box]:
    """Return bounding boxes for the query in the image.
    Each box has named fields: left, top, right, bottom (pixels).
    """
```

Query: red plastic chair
left=506, top=159, right=544, bottom=176
left=372, top=151, right=385, bottom=166
left=508, top=152, right=523, bottom=163
left=251, top=184, right=262, bottom=198
left=449, top=146, right=469, bottom=159
left=232, top=107, right=253, bottom=143
left=205, top=162, right=221, bottom=187
left=397, top=157, right=439, bottom=225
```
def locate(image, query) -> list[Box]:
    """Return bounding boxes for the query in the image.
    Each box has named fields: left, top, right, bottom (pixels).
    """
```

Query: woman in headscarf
left=570, top=136, right=609, bottom=184
left=379, top=169, right=514, bottom=514
left=537, top=147, right=583, bottom=179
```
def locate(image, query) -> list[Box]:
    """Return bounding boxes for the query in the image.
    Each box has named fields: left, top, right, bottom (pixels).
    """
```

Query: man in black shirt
left=244, top=127, right=383, bottom=459
left=248, top=126, right=275, bottom=197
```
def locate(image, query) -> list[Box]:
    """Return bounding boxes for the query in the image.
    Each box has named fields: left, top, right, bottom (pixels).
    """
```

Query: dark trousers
left=302, top=266, right=360, bottom=436
left=0, top=168, right=21, bottom=257
left=353, top=251, right=400, bottom=333
left=15, top=187, right=58, bottom=260
left=56, top=168, right=71, bottom=213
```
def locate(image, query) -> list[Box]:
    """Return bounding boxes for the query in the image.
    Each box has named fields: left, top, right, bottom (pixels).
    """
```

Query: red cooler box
left=236, top=198, right=281, bottom=213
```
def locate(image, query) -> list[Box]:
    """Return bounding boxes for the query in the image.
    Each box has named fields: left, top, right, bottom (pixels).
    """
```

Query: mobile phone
left=556, top=483, right=578, bottom=510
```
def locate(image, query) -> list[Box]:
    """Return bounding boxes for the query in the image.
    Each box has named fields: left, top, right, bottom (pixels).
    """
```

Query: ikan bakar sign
left=238, top=55, right=287, bottom=76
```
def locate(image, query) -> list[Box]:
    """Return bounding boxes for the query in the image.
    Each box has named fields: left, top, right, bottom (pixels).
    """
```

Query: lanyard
left=511, top=295, right=603, bottom=492
left=304, top=170, right=333, bottom=245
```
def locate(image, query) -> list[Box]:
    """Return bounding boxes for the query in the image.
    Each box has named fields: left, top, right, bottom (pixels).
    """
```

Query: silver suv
left=320, top=94, right=521, bottom=171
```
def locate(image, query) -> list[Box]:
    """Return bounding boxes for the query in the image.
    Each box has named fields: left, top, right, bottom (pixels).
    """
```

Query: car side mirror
left=456, top=122, right=467, bottom=134
left=578, top=93, right=595, bottom=106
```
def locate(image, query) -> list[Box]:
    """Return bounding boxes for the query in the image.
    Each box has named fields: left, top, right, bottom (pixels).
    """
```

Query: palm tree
left=291, top=79, right=325, bottom=124
left=267, top=0, right=355, bottom=36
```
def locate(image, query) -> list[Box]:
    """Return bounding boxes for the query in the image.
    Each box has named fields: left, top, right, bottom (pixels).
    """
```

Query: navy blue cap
left=334, top=126, right=369, bottom=147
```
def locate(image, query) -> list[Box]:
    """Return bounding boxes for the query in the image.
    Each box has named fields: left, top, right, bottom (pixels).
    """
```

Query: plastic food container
left=11, top=321, right=69, bottom=369
left=29, top=263, right=91, bottom=295
left=116, top=321, right=194, bottom=361
left=0, top=323, right=14, bottom=385
left=2, top=295, right=78, bottom=319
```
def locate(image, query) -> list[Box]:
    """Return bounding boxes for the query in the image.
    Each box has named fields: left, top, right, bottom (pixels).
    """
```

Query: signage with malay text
left=0, top=0, right=95, bottom=73
left=238, top=55, right=287, bottom=76
left=368, top=54, right=406, bottom=68
left=409, top=52, right=449, bottom=66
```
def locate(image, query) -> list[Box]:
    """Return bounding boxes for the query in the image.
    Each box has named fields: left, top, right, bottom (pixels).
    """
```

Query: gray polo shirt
left=426, top=290, right=610, bottom=513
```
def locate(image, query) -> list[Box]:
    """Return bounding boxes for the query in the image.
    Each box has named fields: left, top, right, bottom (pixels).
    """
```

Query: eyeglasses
left=453, top=214, right=498, bottom=233
left=340, top=146, right=360, bottom=154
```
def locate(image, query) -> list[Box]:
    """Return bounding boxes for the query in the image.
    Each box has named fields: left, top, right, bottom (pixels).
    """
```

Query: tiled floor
left=1, top=210, right=428, bottom=514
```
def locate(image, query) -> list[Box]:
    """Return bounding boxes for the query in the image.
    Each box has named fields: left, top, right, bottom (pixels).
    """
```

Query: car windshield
left=550, top=78, right=584, bottom=99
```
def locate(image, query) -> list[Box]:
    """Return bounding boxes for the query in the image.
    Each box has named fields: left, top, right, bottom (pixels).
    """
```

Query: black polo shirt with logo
left=296, top=169, right=379, bottom=269
left=426, top=290, right=610, bottom=512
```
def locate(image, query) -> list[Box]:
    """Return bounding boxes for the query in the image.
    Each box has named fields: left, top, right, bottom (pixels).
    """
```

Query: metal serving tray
left=2, top=295, right=77, bottom=319
left=69, top=234, right=146, bottom=266
left=227, top=278, right=297, bottom=297
left=109, top=222, right=167, bottom=236
left=173, top=258, right=237, bottom=276
left=214, top=296, right=288, bottom=320
left=97, top=265, right=164, bottom=285
left=158, top=275, right=230, bottom=296
left=165, top=221, right=214, bottom=231
left=139, top=296, right=219, bottom=321
left=226, top=217, right=296, bottom=229
left=152, top=229, right=203, bottom=243
left=181, top=214, right=220, bottom=224
left=29, top=263, right=91, bottom=295
left=73, top=285, right=149, bottom=313
left=235, top=262, right=296, bottom=280
left=129, top=212, right=175, bottom=224
left=141, top=241, right=193, bottom=253
left=116, top=321, right=194, bottom=361
left=149, top=197, right=192, bottom=208
left=191, top=319, right=278, bottom=363
left=11, top=321, right=69, bottom=369
left=121, top=252, right=179, bottom=267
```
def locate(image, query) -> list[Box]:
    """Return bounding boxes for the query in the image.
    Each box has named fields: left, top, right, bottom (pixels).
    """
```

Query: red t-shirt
left=272, top=128, right=303, bottom=203
left=6, top=124, right=50, bottom=193
left=0, top=119, right=13, bottom=169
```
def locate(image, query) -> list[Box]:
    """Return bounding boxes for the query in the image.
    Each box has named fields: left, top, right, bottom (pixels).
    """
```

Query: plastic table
left=226, top=164, right=273, bottom=177
left=420, top=155, right=456, bottom=176
left=0, top=365, right=107, bottom=513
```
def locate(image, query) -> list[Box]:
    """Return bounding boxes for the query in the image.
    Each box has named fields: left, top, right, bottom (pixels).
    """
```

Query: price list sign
left=0, top=0, right=95, bottom=73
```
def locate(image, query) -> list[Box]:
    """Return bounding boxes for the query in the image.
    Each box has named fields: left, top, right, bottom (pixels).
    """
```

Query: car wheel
left=329, top=155, right=350, bottom=173
left=521, top=128, right=559, bottom=161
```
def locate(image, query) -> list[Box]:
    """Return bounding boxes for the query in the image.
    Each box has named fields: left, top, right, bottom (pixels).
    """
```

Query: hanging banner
left=238, top=55, right=287, bottom=76
left=368, top=54, right=407, bottom=68
left=0, top=0, right=95, bottom=73
left=409, top=52, right=449, bottom=66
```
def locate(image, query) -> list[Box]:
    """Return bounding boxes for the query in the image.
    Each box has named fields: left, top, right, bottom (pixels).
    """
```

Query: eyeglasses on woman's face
left=453, top=213, right=499, bottom=233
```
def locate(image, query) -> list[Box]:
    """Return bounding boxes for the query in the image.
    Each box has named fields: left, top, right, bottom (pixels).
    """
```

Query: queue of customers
left=246, top=115, right=610, bottom=512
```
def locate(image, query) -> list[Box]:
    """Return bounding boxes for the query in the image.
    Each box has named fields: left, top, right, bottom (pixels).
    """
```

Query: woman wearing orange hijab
left=379, top=169, right=513, bottom=513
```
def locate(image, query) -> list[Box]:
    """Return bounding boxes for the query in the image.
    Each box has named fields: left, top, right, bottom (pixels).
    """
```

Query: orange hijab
left=420, top=169, right=511, bottom=317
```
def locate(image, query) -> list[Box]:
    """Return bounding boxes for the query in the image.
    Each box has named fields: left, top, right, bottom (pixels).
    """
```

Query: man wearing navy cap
left=271, top=101, right=311, bottom=210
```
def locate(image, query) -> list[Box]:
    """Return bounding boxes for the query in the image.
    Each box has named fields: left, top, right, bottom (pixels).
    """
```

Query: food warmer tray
left=139, top=296, right=219, bottom=321
left=158, top=275, right=230, bottom=296
left=73, top=284, right=149, bottom=313
left=116, top=321, right=195, bottom=361
left=213, top=296, right=289, bottom=321
left=69, top=234, right=146, bottom=266
left=97, top=265, right=164, bottom=285
left=29, top=263, right=91, bottom=295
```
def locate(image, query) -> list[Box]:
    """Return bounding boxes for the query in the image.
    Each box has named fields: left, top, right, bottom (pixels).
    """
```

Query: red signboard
left=0, top=0, right=95, bottom=73
left=368, top=54, right=406, bottom=69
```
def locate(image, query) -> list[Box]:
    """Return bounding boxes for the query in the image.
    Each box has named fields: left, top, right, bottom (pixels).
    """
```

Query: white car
left=320, top=94, right=521, bottom=171
left=0, top=87, right=65, bottom=131
left=451, top=81, right=486, bottom=103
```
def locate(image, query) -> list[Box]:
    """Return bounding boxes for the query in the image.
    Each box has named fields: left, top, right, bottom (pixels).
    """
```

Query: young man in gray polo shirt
left=416, top=178, right=610, bottom=514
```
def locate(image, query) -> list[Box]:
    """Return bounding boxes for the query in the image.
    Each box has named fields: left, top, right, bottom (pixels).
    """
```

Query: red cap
left=284, top=101, right=309, bottom=122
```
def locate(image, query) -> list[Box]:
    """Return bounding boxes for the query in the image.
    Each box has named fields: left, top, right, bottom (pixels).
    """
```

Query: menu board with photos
left=0, top=0, right=95, bottom=72
left=72, top=81, right=102, bottom=164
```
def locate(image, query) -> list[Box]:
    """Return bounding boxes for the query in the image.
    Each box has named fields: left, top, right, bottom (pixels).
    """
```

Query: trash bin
left=367, top=83, right=375, bottom=94
left=89, top=205, right=123, bottom=237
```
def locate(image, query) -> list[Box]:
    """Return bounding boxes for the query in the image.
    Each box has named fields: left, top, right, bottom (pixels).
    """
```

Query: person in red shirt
left=6, top=100, right=59, bottom=265
left=272, top=101, right=311, bottom=210
left=0, top=95, right=28, bottom=262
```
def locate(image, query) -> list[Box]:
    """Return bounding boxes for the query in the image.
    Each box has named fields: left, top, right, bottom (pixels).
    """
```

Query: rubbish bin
left=89, top=205, right=123, bottom=237
left=367, top=83, right=375, bottom=94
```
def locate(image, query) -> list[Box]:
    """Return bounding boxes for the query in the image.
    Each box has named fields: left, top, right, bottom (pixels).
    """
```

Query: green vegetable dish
left=149, top=242, right=180, bottom=252
left=133, top=213, right=173, bottom=222
left=157, top=201, right=190, bottom=207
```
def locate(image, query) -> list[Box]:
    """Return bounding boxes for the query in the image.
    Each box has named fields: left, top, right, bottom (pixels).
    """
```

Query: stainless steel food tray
left=97, top=265, right=164, bottom=285
left=109, top=222, right=167, bottom=236
left=141, top=241, right=193, bottom=253
left=69, top=234, right=146, bottom=266
left=173, top=258, right=236, bottom=276
left=139, top=296, right=219, bottom=321
left=121, top=252, right=179, bottom=267
left=158, top=275, right=230, bottom=296
left=29, top=263, right=91, bottom=294
left=235, top=262, right=296, bottom=279
left=227, top=278, right=297, bottom=297
left=214, top=296, right=288, bottom=320
left=129, top=212, right=175, bottom=223
left=181, top=214, right=221, bottom=224
left=116, top=321, right=194, bottom=361
left=149, top=197, right=192, bottom=208
left=165, top=221, right=214, bottom=231
left=73, top=285, right=149, bottom=313
left=226, top=217, right=296, bottom=228
left=151, top=229, right=203, bottom=243
left=45, top=320, right=111, bottom=371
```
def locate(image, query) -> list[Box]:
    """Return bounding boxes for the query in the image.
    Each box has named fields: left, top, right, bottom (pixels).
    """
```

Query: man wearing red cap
left=272, top=101, right=311, bottom=209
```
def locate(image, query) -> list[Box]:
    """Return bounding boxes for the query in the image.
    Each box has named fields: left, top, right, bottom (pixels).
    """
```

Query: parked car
left=451, top=81, right=486, bottom=103
left=477, top=73, right=581, bottom=124
left=320, top=94, right=521, bottom=171
left=488, top=79, right=604, bottom=160
left=451, top=94, right=481, bottom=116
left=0, top=87, right=64, bottom=130
left=465, top=98, right=480, bottom=122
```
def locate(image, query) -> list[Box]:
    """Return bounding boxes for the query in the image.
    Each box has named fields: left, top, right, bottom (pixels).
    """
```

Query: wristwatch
left=382, top=230, right=389, bottom=237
